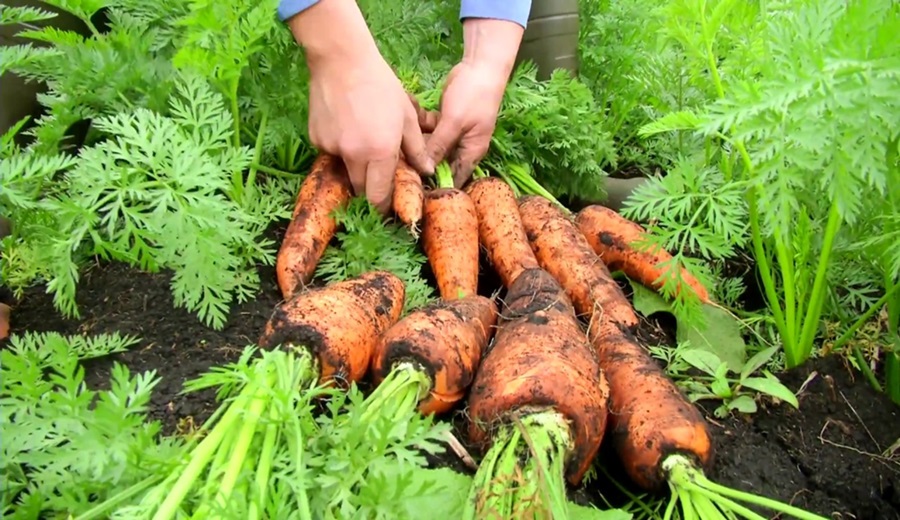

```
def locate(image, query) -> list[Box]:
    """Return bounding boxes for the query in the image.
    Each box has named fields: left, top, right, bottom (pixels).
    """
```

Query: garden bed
left=7, top=255, right=899, bottom=520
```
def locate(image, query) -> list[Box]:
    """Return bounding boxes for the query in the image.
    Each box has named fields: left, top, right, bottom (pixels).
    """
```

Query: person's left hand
left=424, top=61, right=509, bottom=187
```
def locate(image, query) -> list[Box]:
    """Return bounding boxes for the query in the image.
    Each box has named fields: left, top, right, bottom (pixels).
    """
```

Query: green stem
left=246, top=112, right=268, bottom=192
left=830, top=282, right=900, bottom=353
left=435, top=161, right=455, bottom=189
left=250, top=163, right=298, bottom=179
left=505, top=164, right=568, bottom=213
left=794, top=200, right=843, bottom=366
left=248, top=403, right=280, bottom=520
left=358, top=363, right=431, bottom=424
left=152, top=386, right=250, bottom=520
left=663, top=454, right=829, bottom=520
left=212, top=371, right=273, bottom=514
left=463, top=411, right=572, bottom=520
left=73, top=475, right=164, bottom=520
left=852, top=346, right=882, bottom=393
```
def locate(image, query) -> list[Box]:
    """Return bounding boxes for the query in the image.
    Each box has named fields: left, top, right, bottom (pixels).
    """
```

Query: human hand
left=425, top=18, right=525, bottom=187
left=287, top=0, right=434, bottom=214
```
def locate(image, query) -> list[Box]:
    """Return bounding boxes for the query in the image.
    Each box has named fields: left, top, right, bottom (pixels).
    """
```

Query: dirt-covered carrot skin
left=0, top=302, right=9, bottom=341
left=467, top=268, right=609, bottom=485
left=392, top=159, right=424, bottom=235
left=589, top=319, right=714, bottom=491
left=518, top=195, right=639, bottom=330
left=259, top=271, right=405, bottom=387
left=371, top=295, right=498, bottom=415
left=575, top=205, right=711, bottom=303
left=464, top=177, right=540, bottom=289
left=421, top=188, right=480, bottom=300
left=276, top=154, right=354, bottom=301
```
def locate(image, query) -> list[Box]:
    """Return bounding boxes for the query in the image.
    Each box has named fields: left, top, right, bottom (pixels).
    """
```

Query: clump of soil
left=6, top=260, right=900, bottom=519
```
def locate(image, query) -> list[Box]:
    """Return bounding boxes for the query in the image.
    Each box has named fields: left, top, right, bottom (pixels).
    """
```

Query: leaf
left=740, top=346, right=779, bottom=380
left=630, top=281, right=747, bottom=371
left=741, top=374, right=800, bottom=409
left=680, top=349, right=724, bottom=376
left=728, top=395, right=758, bottom=414
left=391, top=467, right=472, bottom=518
left=570, top=503, right=633, bottom=520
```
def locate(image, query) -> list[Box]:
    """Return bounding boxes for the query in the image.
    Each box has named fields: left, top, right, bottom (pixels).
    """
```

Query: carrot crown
left=434, top=161, right=455, bottom=189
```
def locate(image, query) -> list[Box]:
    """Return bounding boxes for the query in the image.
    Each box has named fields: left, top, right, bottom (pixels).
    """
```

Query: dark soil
left=6, top=258, right=900, bottom=520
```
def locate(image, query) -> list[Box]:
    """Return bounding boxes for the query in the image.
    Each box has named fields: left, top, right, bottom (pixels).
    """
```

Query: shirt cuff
left=278, top=0, right=320, bottom=22
left=460, top=0, right=532, bottom=28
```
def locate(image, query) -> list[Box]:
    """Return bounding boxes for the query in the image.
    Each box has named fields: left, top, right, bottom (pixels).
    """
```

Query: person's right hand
left=307, top=57, right=435, bottom=214
left=288, top=0, right=435, bottom=214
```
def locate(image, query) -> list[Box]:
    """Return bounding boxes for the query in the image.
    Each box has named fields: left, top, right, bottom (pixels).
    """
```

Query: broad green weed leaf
left=741, top=375, right=799, bottom=409
left=740, top=346, right=779, bottom=380
left=630, top=281, right=747, bottom=371
left=680, top=349, right=724, bottom=376
left=728, top=395, right=757, bottom=414
left=570, top=504, right=633, bottom=520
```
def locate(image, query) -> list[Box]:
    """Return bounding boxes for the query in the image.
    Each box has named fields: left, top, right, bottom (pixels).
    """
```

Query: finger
left=451, top=138, right=490, bottom=188
left=425, top=117, right=461, bottom=167
left=343, top=156, right=367, bottom=198
left=401, top=108, right=435, bottom=176
left=365, top=155, right=398, bottom=216
left=407, top=93, right=440, bottom=133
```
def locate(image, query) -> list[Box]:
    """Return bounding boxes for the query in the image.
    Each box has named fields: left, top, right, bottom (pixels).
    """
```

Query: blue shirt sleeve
left=277, top=0, right=533, bottom=28
left=460, top=0, right=532, bottom=28
left=278, top=0, right=318, bottom=22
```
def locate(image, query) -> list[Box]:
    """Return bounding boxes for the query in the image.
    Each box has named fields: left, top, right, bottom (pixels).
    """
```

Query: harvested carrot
left=392, top=158, right=425, bottom=237
left=421, top=162, right=480, bottom=300
left=463, top=267, right=609, bottom=520
left=258, top=270, right=405, bottom=386
left=0, top=302, right=9, bottom=341
left=276, top=154, right=353, bottom=301
left=369, top=295, right=498, bottom=416
left=464, top=176, right=540, bottom=289
left=518, top=195, right=639, bottom=330
left=575, top=204, right=711, bottom=303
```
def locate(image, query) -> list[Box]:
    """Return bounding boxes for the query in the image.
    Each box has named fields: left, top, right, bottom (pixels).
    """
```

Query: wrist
left=286, top=0, right=382, bottom=74
left=461, top=18, right=525, bottom=78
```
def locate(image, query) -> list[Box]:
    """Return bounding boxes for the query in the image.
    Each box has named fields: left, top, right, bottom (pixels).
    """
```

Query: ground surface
left=6, top=259, right=900, bottom=520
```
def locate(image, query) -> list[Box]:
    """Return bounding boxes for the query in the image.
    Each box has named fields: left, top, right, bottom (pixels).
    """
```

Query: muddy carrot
left=575, top=204, right=711, bottom=303
left=0, top=302, right=9, bottom=341
left=464, top=176, right=540, bottom=289
left=518, top=195, right=639, bottom=330
left=463, top=267, right=609, bottom=520
left=368, top=295, right=498, bottom=415
left=276, top=154, right=354, bottom=301
left=421, top=162, right=480, bottom=300
left=392, top=159, right=425, bottom=237
left=258, top=270, right=405, bottom=386
left=588, top=317, right=826, bottom=519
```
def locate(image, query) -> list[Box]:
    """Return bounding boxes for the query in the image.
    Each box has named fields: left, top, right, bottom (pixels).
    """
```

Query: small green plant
left=658, top=343, right=798, bottom=418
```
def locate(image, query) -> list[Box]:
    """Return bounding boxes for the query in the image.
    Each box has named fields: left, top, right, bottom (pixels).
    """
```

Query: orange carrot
left=589, top=318, right=713, bottom=491
left=369, top=295, right=498, bottom=415
left=258, top=270, right=405, bottom=386
left=392, top=159, right=425, bottom=237
left=518, top=195, right=639, bottom=330
left=575, top=205, right=711, bottom=303
left=421, top=163, right=480, bottom=300
left=276, top=154, right=353, bottom=301
left=463, top=267, right=609, bottom=519
left=464, top=176, right=540, bottom=289
left=0, top=302, right=9, bottom=341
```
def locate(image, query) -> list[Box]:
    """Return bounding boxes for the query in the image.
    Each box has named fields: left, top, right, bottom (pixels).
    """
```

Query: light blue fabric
left=460, top=0, right=532, bottom=27
left=277, top=0, right=319, bottom=22
left=277, top=0, right=533, bottom=28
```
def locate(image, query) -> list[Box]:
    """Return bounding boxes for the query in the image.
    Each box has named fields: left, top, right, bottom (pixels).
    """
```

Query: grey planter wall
left=0, top=0, right=90, bottom=136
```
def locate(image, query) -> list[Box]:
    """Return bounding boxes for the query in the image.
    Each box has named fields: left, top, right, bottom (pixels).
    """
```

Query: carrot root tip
left=463, top=410, right=572, bottom=520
